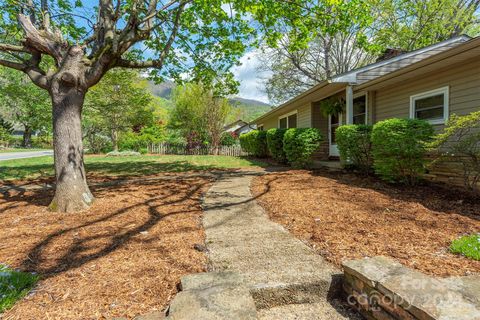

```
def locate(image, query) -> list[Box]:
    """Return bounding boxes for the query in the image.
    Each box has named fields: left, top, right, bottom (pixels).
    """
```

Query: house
left=224, top=119, right=255, bottom=136
left=252, top=35, right=480, bottom=185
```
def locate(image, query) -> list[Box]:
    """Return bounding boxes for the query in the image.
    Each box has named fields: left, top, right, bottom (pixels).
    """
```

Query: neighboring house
left=224, top=120, right=255, bottom=136
left=252, top=35, right=480, bottom=186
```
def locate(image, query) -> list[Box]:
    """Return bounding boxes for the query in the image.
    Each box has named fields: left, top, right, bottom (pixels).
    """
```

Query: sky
left=230, top=49, right=272, bottom=104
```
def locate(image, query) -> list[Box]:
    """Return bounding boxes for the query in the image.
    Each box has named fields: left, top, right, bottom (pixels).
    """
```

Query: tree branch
left=0, top=43, right=31, bottom=53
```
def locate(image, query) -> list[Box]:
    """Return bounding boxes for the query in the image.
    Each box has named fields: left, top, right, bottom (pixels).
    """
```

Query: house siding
left=374, top=57, right=480, bottom=125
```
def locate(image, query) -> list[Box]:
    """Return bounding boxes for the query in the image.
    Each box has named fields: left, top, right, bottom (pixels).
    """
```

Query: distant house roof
left=224, top=120, right=249, bottom=132
left=253, top=35, right=472, bottom=123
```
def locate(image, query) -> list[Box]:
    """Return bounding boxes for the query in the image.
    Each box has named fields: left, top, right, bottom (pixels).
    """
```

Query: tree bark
left=48, top=53, right=94, bottom=212
left=111, top=129, right=119, bottom=152
left=22, top=125, right=32, bottom=148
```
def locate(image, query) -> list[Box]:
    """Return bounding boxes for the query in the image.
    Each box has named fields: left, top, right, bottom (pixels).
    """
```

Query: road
left=0, top=150, right=53, bottom=161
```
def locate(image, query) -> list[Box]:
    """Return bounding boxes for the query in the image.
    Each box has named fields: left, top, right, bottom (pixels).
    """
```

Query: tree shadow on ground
left=0, top=177, right=210, bottom=279
left=309, top=168, right=480, bottom=221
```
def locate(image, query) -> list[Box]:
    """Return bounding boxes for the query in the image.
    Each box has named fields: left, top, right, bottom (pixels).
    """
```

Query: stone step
left=165, top=272, right=257, bottom=320
left=257, top=300, right=363, bottom=320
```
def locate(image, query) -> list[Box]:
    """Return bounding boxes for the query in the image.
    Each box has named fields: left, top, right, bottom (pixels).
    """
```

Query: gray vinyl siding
left=374, top=57, right=480, bottom=125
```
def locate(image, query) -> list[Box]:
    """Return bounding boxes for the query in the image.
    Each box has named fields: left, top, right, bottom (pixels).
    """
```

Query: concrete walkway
left=201, top=171, right=361, bottom=319
left=0, top=150, right=53, bottom=161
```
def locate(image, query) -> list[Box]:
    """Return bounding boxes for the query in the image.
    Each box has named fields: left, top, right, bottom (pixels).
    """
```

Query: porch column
left=345, top=85, right=354, bottom=125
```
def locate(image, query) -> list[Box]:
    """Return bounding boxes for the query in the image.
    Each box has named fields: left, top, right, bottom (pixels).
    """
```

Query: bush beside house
left=266, top=128, right=287, bottom=163
left=239, top=130, right=268, bottom=157
left=431, top=111, right=480, bottom=193
left=283, top=128, right=323, bottom=168
left=371, top=118, right=434, bottom=185
left=336, top=124, right=373, bottom=174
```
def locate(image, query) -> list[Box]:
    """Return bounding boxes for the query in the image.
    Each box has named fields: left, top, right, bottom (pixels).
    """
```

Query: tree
left=0, top=67, right=51, bottom=147
left=84, top=69, right=153, bottom=151
left=0, top=0, right=373, bottom=212
left=260, top=0, right=480, bottom=103
left=370, top=0, right=480, bottom=51
left=170, top=83, right=231, bottom=153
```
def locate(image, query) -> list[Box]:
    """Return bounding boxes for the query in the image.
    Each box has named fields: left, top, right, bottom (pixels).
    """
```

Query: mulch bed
left=251, top=169, right=480, bottom=277
left=0, top=174, right=213, bottom=319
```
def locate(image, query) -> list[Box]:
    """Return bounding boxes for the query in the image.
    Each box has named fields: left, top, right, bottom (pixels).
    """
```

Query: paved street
left=0, top=150, right=53, bottom=161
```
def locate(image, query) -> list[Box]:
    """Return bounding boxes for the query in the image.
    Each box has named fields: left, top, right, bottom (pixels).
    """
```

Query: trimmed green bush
left=371, top=118, right=434, bottom=185
left=283, top=128, right=322, bottom=168
left=450, top=234, right=480, bottom=261
left=431, top=111, right=480, bottom=193
left=336, top=124, right=373, bottom=174
left=239, top=130, right=268, bottom=157
left=266, top=128, right=287, bottom=163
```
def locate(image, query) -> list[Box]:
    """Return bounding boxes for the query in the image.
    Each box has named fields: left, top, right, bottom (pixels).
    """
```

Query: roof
left=224, top=119, right=248, bottom=131
left=253, top=35, right=472, bottom=123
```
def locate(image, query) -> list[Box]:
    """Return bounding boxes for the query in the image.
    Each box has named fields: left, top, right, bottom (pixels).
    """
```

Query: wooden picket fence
left=148, top=143, right=249, bottom=157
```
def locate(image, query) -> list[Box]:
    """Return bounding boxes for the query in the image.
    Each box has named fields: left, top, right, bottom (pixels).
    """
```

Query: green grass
left=0, top=154, right=267, bottom=181
left=450, top=233, right=480, bottom=261
left=0, top=148, right=48, bottom=153
left=0, top=265, right=39, bottom=313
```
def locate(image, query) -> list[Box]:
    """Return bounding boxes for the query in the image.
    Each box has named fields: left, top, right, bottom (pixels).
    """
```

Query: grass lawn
left=0, top=154, right=267, bottom=181
left=0, top=265, right=39, bottom=313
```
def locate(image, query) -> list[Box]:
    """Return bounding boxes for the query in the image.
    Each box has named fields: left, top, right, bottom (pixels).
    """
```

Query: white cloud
left=231, top=49, right=272, bottom=104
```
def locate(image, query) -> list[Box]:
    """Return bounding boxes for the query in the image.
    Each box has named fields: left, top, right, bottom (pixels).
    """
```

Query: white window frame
left=353, top=92, right=368, bottom=125
left=409, top=86, right=449, bottom=125
left=278, top=110, right=298, bottom=129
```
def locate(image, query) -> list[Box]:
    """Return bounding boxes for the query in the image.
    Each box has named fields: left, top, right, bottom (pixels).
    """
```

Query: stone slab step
left=257, top=300, right=363, bottom=320
left=166, top=272, right=257, bottom=320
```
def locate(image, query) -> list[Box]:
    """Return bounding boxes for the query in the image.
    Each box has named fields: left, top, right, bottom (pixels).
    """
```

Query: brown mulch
left=251, top=169, right=480, bottom=277
left=0, top=175, right=213, bottom=320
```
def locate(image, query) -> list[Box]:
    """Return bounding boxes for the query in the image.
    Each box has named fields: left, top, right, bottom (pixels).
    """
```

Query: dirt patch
left=251, top=170, right=480, bottom=277
left=0, top=174, right=213, bottom=319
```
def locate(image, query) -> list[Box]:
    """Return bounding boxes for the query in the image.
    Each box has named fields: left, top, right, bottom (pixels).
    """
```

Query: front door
left=329, top=113, right=342, bottom=157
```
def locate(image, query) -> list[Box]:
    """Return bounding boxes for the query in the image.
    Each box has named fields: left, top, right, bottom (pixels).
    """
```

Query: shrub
left=450, top=233, right=480, bottom=261
left=336, top=124, right=373, bottom=174
left=371, top=118, right=434, bottom=185
left=430, top=111, right=480, bottom=193
left=221, top=132, right=238, bottom=146
left=266, top=128, right=287, bottom=163
left=283, top=128, right=322, bottom=168
left=239, top=130, right=268, bottom=157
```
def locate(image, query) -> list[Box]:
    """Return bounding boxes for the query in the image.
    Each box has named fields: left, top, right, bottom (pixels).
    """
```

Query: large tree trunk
left=111, top=129, right=119, bottom=152
left=22, top=125, right=32, bottom=148
left=49, top=77, right=94, bottom=212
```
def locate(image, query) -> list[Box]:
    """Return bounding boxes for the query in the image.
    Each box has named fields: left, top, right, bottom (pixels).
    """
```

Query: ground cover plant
left=252, top=170, right=480, bottom=277
left=0, top=265, right=39, bottom=313
left=0, top=155, right=267, bottom=182
left=451, top=234, right=480, bottom=261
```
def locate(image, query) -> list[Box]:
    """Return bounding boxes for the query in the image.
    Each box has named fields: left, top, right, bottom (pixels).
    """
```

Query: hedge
left=371, top=118, right=434, bottom=185
left=239, top=130, right=268, bottom=157
left=283, top=128, right=322, bottom=168
left=266, top=128, right=287, bottom=163
left=336, top=124, right=373, bottom=174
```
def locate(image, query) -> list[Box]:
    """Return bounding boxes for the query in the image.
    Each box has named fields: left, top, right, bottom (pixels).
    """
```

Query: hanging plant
left=320, top=97, right=345, bottom=117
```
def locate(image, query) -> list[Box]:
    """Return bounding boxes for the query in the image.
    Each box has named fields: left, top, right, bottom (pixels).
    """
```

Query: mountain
left=147, top=81, right=272, bottom=122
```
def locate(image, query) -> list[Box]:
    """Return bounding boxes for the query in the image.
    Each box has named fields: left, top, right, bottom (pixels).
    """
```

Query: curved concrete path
left=201, top=171, right=361, bottom=319
left=0, top=150, right=53, bottom=161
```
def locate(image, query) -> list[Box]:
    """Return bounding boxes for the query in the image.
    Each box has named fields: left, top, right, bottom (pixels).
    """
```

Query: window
left=353, top=95, right=367, bottom=124
left=279, top=111, right=297, bottom=129
left=330, top=113, right=340, bottom=144
left=410, top=87, right=449, bottom=124
left=257, top=124, right=264, bottom=131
